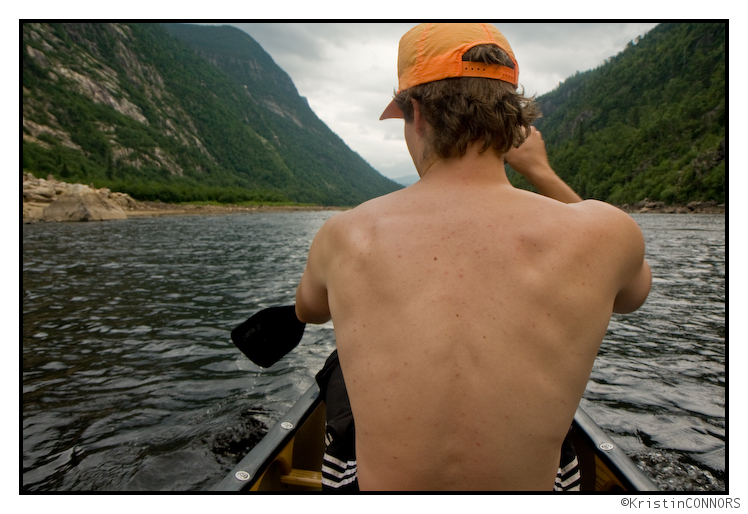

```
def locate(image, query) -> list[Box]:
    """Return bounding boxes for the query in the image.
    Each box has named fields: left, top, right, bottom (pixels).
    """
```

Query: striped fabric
left=554, top=455, right=582, bottom=491
left=321, top=430, right=359, bottom=490
left=321, top=452, right=358, bottom=489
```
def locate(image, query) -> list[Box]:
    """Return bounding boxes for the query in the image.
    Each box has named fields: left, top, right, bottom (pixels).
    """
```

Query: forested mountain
left=22, top=23, right=401, bottom=206
left=511, top=22, right=726, bottom=205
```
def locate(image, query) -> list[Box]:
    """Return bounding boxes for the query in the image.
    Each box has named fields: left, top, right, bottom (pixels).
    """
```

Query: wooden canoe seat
left=280, top=469, right=322, bottom=488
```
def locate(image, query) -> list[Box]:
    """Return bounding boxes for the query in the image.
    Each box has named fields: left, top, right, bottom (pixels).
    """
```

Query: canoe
left=212, top=382, right=659, bottom=492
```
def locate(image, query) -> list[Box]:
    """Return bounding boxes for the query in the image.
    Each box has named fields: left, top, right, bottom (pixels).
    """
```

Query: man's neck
left=418, top=144, right=511, bottom=187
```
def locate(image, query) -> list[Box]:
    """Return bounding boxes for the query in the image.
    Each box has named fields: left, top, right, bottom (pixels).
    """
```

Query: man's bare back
left=296, top=133, right=650, bottom=490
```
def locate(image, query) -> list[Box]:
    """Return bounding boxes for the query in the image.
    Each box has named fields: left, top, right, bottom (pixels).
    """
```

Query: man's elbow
left=613, top=262, right=652, bottom=314
left=613, top=296, right=647, bottom=315
left=295, top=304, right=331, bottom=324
left=295, top=288, right=331, bottom=324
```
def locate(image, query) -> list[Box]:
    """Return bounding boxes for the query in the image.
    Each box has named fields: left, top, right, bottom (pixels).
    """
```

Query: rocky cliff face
left=23, top=172, right=137, bottom=222
left=22, top=23, right=401, bottom=206
left=23, top=23, right=212, bottom=177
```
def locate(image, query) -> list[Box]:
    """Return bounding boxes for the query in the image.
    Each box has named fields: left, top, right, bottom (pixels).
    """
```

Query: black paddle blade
left=231, top=305, right=306, bottom=368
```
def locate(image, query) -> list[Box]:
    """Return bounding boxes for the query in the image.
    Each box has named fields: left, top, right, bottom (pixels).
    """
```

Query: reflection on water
left=22, top=213, right=724, bottom=491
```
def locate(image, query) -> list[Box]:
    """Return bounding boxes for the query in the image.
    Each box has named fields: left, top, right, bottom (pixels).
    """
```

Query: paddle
left=231, top=305, right=306, bottom=368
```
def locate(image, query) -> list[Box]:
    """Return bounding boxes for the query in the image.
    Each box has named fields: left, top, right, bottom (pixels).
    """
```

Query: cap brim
left=379, top=99, right=403, bottom=120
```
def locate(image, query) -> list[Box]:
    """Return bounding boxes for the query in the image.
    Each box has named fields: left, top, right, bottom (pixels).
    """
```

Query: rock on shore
left=23, top=173, right=137, bottom=222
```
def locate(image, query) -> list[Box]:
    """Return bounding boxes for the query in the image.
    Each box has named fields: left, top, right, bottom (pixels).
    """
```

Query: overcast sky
left=201, top=22, right=659, bottom=181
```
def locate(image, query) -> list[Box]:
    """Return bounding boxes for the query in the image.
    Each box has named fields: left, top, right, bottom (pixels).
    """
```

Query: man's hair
left=393, top=45, right=541, bottom=158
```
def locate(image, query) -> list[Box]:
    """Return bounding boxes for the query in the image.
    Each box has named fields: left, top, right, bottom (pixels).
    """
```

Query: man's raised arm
left=505, top=127, right=582, bottom=204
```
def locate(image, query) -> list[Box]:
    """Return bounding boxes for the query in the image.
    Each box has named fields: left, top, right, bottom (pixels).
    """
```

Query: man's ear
left=411, top=99, right=427, bottom=137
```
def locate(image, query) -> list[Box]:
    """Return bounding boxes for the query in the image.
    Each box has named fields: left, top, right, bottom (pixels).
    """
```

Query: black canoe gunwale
left=213, top=383, right=658, bottom=492
left=568, top=406, right=658, bottom=491
left=212, top=384, right=323, bottom=492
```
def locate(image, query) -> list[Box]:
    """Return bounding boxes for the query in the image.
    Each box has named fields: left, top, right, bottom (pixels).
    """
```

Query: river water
left=22, top=212, right=725, bottom=492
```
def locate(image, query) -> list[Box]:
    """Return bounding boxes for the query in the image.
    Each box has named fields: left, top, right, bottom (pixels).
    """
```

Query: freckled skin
left=296, top=127, right=651, bottom=491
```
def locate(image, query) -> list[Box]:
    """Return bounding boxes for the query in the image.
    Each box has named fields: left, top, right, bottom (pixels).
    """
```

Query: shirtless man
left=295, top=23, right=651, bottom=490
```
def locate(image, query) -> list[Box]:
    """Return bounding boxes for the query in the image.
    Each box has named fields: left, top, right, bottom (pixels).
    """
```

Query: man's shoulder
left=570, top=198, right=620, bottom=215
left=318, top=190, right=418, bottom=258
left=568, top=200, right=646, bottom=252
left=521, top=197, right=635, bottom=237
left=315, top=195, right=390, bottom=245
left=328, top=190, right=407, bottom=226
left=570, top=200, right=638, bottom=228
left=320, top=197, right=381, bottom=232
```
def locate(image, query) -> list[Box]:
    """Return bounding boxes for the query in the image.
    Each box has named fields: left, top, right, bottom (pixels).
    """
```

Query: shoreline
left=24, top=199, right=724, bottom=223
left=125, top=200, right=725, bottom=218
left=125, top=202, right=346, bottom=218
left=617, top=199, right=725, bottom=215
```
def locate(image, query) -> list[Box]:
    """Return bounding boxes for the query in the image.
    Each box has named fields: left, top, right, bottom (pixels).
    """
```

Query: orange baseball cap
left=380, top=23, right=519, bottom=120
